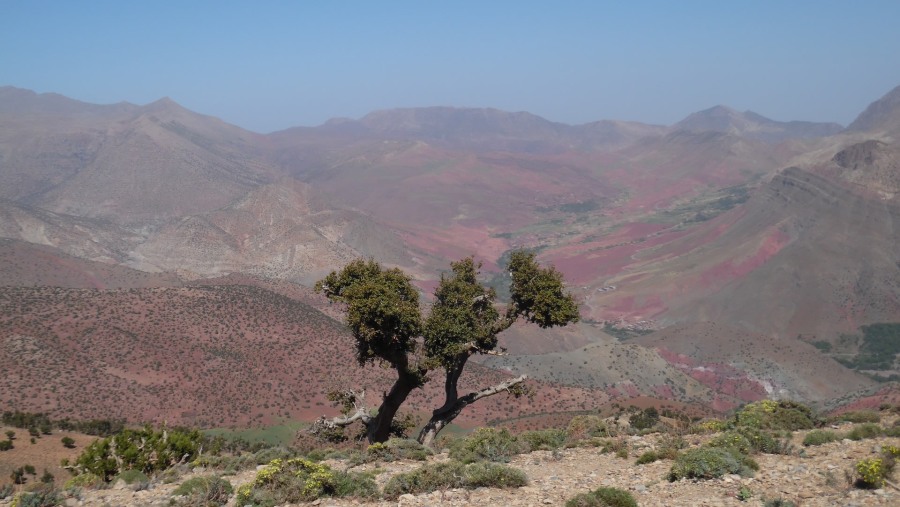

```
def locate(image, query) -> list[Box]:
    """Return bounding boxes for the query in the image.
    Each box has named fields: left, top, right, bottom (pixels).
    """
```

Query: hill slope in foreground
left=2, top=416, right=900, bottom=506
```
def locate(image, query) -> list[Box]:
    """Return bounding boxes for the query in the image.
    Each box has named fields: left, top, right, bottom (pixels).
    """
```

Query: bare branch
left=468, top=374, right=528, bottom=403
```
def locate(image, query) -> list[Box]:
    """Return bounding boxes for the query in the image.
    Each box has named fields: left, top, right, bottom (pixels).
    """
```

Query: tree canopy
left=313, top=251, right=579, bottom=445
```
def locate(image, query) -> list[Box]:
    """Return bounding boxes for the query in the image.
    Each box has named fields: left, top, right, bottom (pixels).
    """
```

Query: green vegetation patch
left=172, top=476, right=233, bottom=506
left=383, top=460, right=527, bottom=499
left=566, top=486, right=637, bottom=507
left=668, top=447, right=750, bottom=481
left=74, top=425, right=202, bottom=481
left=236, top=458, right=377, bottom=506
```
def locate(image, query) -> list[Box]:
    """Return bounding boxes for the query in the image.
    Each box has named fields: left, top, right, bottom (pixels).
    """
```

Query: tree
left=313, top=251, right=579, bottom=445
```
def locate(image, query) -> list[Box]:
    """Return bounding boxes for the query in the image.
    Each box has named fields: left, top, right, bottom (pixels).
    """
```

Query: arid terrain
left=1, top=83, right=900, bottom=435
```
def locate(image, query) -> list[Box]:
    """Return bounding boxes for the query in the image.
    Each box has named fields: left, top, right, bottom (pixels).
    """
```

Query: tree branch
left=467, top=374, right=529, bottom=403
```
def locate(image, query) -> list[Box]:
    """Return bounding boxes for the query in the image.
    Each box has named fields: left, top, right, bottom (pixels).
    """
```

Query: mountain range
left=1, top=83, right=899, bottom=426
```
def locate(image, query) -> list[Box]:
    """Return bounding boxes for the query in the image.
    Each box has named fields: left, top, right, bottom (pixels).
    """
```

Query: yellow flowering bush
left=855, top=458, right=886, bottom=488
left=235, top=457, right=377, bottom=505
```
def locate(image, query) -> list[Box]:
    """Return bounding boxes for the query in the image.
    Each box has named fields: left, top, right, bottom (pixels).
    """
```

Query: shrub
left=63, top=473, right=102, bottom=490
left=448, top=427, right=525, bottom=463
left=565, top=487, right=636, bottom=507
left=172, top=476, right=233, bottom=506
left=846, top=423, right=883, bottom=441
left=763, top=499, right=797, bottom=507
left=855, top=458, right=887, bottom=488
left=802, top=429, right=838, bottom=446
left=383, top=461, right=526, bottom=499
left=693, top=419, right=728, bottom=433
left=192, top=446, right=294, bottom=472
left=832, top=410, right=880, bottom=423
left=668, top=447, right=749, bottom=481
left=8, top=485, right=63, bottom=507
left=518, top=428, right=567, bottom=451
left=75, top=426, right=202, bottom=481
left=60, top=437, right=75, bottom=449
left=635, top=450, right=659, bottom=465
left=0, top=484, right=11, bottom=500
left=235, top=458, right=376, bottom=505
left=733, top=400, right=816, bottom=430
left=737, top=485, right=753, bottom=501
left=0, top=440, right=12, bottom=451
left=363, top=438, right=432, bottom=462
left=566, top=415, right=610, bottom=443
left=707, top=432, right=753, bottom=455
left=114, top=469, right=149, bottom=486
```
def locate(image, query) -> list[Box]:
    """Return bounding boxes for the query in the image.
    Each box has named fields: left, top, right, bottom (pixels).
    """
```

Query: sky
left=3, top=1, right=900, bottom=133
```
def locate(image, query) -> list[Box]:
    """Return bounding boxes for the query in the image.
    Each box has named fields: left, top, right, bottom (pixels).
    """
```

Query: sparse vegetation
left=383, top=460, right=527, bottom=499
left=235, top=457, right=377, bottom=505
left=172, top=476, right=233, bottom=506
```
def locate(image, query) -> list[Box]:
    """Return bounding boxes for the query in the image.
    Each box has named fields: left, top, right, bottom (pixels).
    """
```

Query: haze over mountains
left=1, top=84, right=899, bottom=426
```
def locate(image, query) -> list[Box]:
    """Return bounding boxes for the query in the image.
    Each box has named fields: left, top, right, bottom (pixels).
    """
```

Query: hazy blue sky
left=3, top=1, right=900, bottom=133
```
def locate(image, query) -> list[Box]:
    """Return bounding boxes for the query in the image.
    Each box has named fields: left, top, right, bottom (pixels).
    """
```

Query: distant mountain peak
left=674, top=105, right=842, bottom=142
left=847, top=84, right=900, bottom=133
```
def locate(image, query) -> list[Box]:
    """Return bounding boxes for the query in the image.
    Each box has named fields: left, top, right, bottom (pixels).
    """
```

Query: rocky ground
left=4, top=421, right=899, bottom=507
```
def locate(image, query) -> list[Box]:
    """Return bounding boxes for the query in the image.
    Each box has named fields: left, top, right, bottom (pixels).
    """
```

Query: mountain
left=847, top=84, right=900, bottom=134
left=674, top=105, right=843, bottom=142
left=0, top=87, right=276, bottom=224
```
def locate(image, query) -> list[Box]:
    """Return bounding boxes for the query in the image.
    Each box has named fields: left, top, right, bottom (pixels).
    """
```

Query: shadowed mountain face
left=2, top=84, right=900, bottom=425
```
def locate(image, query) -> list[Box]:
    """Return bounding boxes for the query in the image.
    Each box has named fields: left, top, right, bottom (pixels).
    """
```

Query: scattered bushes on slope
left=668, top=447, right=753, bottom=481
left=732, top=400, right=816, bottom=431
left=802, top=429, right=839, bottom=446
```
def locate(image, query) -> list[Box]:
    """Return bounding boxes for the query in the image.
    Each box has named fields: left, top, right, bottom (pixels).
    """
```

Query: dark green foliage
left=832, top=323, right=900, bottom=370
left=668, top=447, right=749, bottom=481
left=1, top=411, right=124, bottom=437
left=763, top=499, right=797, bottom=507
left=40, top=469, right=54, bottom=484
left=803, top=429, right=839, bottom=446
left=565, top=487, right=637, bottom=507
left=172, top=476, right=233, bottom=506
left=316, top=258, right=423, bottom=368
left=60, top=436, right=75, bottom=449
left=74, top=426, right=202, bottom=481
left=382, top=460, right=527, bottom=499
left=0, top=440, right=12, bottom=451
left=507, top=251, right=580, bottom=328
left=11, top=467, right=26, bottom=484
left=811, top=340, right=832, bottom=352
left=5, top=430, right=14, bottom=440
left=629, top=407, right=660, bottom=430
left=448, top=427, right=526, bottom=463
left=23, top=464, right=36, bottom=475
left=518, top=428, right=567, bottom=451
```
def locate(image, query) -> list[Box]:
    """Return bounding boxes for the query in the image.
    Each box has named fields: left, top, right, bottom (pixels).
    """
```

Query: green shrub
left=0, top=440, right=12, bottom=451
left=565, top=487, right=636, bottom=507
left=763, top=499, right=797, bottom=507
left=115, top=469, right=149, bottom=485
left=707, top=431, right=753, bottom=455
left=74, top=425, right=202, bottom=481
left=846, top=423, right=883, bottom=441
left=63, top=473, right=102, bottom=490
left=855, top=458, right=888, bottom=488
left=363, top=438, right=432, bottom=463
left=566, top=415, right=610, bottom=443
left=668, top=447, right=749, bottom=481
left=172, top=476, right=233, bottom=506
left=383, top=461, right=526, bottom=499
left=448, top=427, right=525, bottom=463
left=635, top=450, right=659, bottom=465
left=802, top=429, right=838, bottom=446
left=0, top=484, right=12, bottom=500
left=832, top=410, right=880, bottom=424
left=566, top=492, right=605, bottom=507
left=737, top=485, right=753, bottom=501
left=733, top=400, right=816, bottom=430
left=60, top=437, right=75, bottom=449
left=518, top=428, right=567, bottom=451
left=8, top=485, right=63, bottom=507
left=235, top=458, right=376, bottom=505
left=692, top=419, right=728, bottom=433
